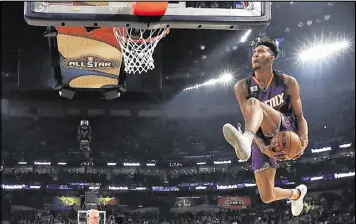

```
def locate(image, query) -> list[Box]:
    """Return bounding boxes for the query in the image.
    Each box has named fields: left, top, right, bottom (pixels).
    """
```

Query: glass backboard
left=24, top=2, right=271, bottom=30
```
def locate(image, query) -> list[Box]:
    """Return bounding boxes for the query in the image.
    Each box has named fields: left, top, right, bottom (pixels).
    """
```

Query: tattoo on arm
left=283, top=74, right=291, bottom=89
left=234, top=79, right=248, bottom=119
left=236, top=79, right=248, bottom=96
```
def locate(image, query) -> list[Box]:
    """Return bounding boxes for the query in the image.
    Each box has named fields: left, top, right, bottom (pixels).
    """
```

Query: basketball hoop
left=113, top=27, right=170, bottom=74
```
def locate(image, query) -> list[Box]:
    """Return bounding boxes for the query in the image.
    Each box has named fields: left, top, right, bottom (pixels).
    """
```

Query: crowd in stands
left=8, top=190, right=356, bottom=224
left=3, top=155, right=354, bottom=188
left=2, top=88, right=354, bottom=164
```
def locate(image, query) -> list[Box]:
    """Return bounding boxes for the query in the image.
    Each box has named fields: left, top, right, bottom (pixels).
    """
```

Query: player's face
left=252, top=45, right=274, bottom=70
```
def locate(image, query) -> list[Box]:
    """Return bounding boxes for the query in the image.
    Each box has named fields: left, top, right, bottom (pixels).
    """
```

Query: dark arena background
left=1, top=2, right=355, bottom=224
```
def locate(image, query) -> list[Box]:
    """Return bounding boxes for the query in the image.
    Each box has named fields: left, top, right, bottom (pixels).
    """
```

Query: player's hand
left=291, top=137, right=307, bottom=160
left=260, top=141, right=287, bottom=161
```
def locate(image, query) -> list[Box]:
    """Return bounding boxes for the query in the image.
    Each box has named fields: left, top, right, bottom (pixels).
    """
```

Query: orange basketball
left=272, top=131, right=302, bottom=160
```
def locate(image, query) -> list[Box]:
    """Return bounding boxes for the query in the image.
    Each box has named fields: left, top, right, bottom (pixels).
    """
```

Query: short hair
left=87, top=209, right=99, bottom=218
left=254, top=38, right=279, bottom=59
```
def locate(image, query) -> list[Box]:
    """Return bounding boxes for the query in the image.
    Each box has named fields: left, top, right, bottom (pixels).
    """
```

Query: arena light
left=34, top=161, right=51, bottom=165
left=240, top=29, right=252, bottom=43
left=57, top=162, right=67, bottom=165
left=132, top=187, right=147, bottom=191
left=311, top=147, right=331, bottom=153
left=123, top=162, right=140, bottom=167
left=29, top=185, right=41, bottom=189
left=197, top=162, right=206, bottom=165
left=146, top=163, right=156, bottom=167
left=213, top=160, right=231, bottom=164
left=286, top=182, right=296, bottom=185
left=18, top=161, right=28, bottom=165
left=195, top=186, right=207, bottom=190
left=183, top=71, right=234, bottom=91
left=2, top=184, right=25, bottom=190
left=88, top=186, right=100, bottom=190
left=109, top=186, right=128, bottom=190
left=218, top=73, right=233, bottom=83
left=339, top=143, right=352, bottom=148
left=244, top=183, right=256, bottom=187
left=107, top=162, right=117, bottom=166
left=334, top=172, right=355, bottom=179
left=217, top=184, right=237, bottom=190
left=298, top=40, right=350, bottom=62
left=310, top=176, right=324, bottom=181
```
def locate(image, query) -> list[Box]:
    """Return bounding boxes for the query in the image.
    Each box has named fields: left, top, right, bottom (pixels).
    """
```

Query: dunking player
left=222, top=39, right=309, bottom=216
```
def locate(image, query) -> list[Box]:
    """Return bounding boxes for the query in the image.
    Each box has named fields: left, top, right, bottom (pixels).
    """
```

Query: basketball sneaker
left=222, top=123, right=252, bottom=161
left=291, top=184, right=308, bottom=216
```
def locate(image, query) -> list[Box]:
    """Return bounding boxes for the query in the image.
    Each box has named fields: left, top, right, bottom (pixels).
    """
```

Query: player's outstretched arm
left=284, top=74, right=309, bottom=159
left=234, top=79, right=248, bottom=119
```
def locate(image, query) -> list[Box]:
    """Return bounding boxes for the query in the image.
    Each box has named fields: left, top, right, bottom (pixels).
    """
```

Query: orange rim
left=113, top=27, right=170, bottom=44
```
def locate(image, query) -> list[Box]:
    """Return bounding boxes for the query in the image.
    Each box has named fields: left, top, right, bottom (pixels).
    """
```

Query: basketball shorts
left=252, top=114, right=296, bottom=172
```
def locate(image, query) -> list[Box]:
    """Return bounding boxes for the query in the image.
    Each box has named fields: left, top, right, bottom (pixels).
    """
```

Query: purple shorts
left=252, top=114, right=295, bottom=172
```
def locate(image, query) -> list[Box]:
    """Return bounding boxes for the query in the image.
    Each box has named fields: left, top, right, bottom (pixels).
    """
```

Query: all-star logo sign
left=62, top=55, right=121, bottom=69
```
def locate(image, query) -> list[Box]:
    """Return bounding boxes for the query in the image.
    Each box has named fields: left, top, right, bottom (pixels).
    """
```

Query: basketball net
left=113, top=2, right=169, bottom=74
left=113, top=27, right=169, bottom=74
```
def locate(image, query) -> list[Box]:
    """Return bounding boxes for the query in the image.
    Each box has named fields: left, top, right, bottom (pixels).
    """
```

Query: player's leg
left=223, top=97, right=282, bottom=160
left=254, top=167, right=307, bottom=216
left=255, top=167, right=300, bottom=203
left=250, top=130, right=307, bottom=216
left=244, top=97, right=282, bottom=136
left=224, top=97, right=308, bottom=216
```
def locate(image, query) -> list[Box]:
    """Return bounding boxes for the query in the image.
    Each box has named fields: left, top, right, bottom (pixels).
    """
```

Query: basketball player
left=88, top=209, right=100, bottom=224
left=222, top=39, right=308, bottom=216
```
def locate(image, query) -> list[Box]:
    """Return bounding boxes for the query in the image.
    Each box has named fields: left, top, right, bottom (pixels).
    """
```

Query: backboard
left=24, top=2, right=272, bottom=75
left=24, top=2, right=271, bottom=30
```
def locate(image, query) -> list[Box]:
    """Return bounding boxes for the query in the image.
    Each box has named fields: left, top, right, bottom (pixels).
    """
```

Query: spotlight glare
left=240, top=29, right=252, bottom=43
left=219, top=73, right=233, bottom=83
left=204, top=79, right=216, bottom=86
left=298, top=40, right=350, bottom=62
left=182, top=70, right=235, bottom=92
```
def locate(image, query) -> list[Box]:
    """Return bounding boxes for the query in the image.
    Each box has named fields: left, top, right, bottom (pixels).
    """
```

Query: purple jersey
left=246, top=70, right=293, bottom=117
left=245, top=70, right=297, bottom=172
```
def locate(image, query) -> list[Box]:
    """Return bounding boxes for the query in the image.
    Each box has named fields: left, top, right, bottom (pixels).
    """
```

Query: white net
left=113, top=27, right=169, bottom=74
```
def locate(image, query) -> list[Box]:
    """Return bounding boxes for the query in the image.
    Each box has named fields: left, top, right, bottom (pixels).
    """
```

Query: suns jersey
left=245, top=70, right=297, bottom=139
left=245, top=70, right=294, bottom=116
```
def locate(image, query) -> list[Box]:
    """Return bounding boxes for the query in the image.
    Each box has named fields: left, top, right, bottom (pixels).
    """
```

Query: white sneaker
left=291, top=184, right=308, bottom=216
left=222, top=123, right=252, bottom=161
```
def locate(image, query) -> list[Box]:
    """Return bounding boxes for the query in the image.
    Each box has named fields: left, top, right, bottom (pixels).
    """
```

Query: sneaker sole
left=222, top=123, right=250, bottom=160
left=292, top=185, right=308, bottom=216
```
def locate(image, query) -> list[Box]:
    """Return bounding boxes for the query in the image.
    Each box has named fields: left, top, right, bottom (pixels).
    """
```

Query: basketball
left=272, top=131, right=302, bottom=160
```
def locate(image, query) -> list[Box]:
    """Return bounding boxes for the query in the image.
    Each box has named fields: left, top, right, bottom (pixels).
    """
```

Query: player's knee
left=246, top=97, right=260, bottom=106
left=260, top=194, right=275, bottom=204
